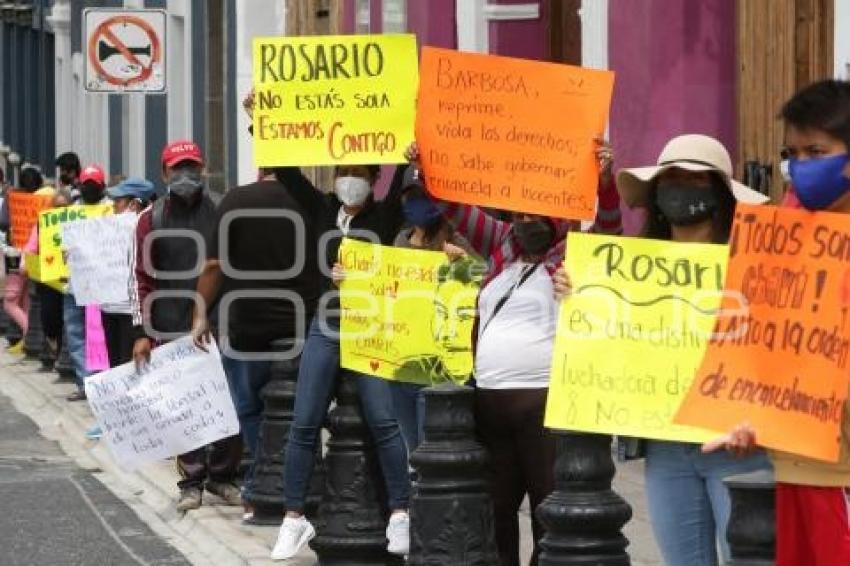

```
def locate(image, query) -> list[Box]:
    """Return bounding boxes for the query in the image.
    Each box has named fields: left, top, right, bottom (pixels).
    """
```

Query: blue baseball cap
left=107, top=177, right=155, bottom=202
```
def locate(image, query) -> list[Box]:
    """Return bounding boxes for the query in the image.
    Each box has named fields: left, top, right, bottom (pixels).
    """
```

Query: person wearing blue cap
left=82, top=177, right=157, bottom=441
left=107, top=176, right=156, bottom=215
left=100, top=177, right=155, bottom=367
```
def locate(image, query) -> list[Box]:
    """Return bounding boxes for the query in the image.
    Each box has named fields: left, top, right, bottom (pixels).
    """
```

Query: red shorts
left=777, top=482, right=850, bottom=566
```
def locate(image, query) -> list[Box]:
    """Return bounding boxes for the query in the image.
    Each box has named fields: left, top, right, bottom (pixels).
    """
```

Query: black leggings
left=101, top=312, right=134, bottom=367
left=475, top=387, right=556, bottom=566
left=36, top=283, right=64, bottom=342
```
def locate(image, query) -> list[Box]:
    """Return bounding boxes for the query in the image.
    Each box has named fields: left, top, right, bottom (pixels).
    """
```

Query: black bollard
left=23, top=286, right=42, bottom=358
left=535, top=433, right=632, bottom=565
left=310, top=376, right=402, bottom=565
left=408, top=384, right=498, bottom=565
left=725, top=470, right=776, bottom=565
left=54, top=330, right=75, bottom=382
left=243, top=342, right=299, bottom=525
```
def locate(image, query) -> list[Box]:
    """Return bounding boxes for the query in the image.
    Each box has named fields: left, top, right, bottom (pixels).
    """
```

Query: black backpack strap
left=151, top=198, right=166, bottom=231
left=478, top=263, right=539, bottom=338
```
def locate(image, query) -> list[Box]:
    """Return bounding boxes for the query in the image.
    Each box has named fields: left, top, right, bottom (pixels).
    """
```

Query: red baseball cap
left=161, top=140, right=204, bottom=168
left=79, top=164, right=105, bottom=186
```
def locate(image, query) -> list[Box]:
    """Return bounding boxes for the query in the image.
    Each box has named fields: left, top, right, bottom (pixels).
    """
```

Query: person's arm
left=130, top=209, right=155, bottom=368
left=437, top=201, right=510, bottom=261
left=191, top=259, right=223, bottom=349
left=589, top=138, right=623, bottom=235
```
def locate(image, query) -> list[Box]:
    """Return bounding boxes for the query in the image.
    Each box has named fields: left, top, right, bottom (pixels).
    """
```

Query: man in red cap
left=65, top=164, right=111, bottom=402
left=130, top=140, right=242, bottom=512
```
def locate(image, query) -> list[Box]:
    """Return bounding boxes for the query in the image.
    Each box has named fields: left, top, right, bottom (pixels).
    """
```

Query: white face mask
left=334, top=176, right=371, bottom=206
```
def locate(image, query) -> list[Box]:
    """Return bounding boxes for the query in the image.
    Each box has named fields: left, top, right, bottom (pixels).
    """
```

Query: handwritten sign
left=8, top=191, right=52, bottom=249
left=545, top=233, right=727, bottom=442
left=676, top=205, right=850, bottom=461
left=63, top=213, right=137, bottom=306
left=416, top=48, right=615, bottom=221
left=84, top=336, right=240, bottom=471
left=39, top=204, right=113, bottom=282
left=340, top=239, right=481, bottom=385
left=252, top=34, right=418, bottom=166
left=24, top=254, right=66, bottom=293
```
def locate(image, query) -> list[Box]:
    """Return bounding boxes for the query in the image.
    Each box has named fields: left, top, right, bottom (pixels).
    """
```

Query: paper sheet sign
left=85, top=337, right=240, bottom=471
left=339, top=239, right=482, bottom=385
left=63, top=213, right=137, bottom=306
left=252, top=34, right=418, bottom=166
left=545, top=233, right=727, bottom=442
left=38, top=204, right=113, bottom=282
left=8, top=191, right=52, bottom=249
left=416, top=47, right=615, bottom=221
left=676, top=204, right=850, bottom=462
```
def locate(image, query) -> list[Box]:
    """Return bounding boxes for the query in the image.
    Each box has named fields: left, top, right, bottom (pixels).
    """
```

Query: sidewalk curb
left=0, top=353, right=315, bottom=566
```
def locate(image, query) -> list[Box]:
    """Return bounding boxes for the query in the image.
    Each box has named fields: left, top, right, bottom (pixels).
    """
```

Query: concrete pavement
left=0, top=350, right=662, bottom=565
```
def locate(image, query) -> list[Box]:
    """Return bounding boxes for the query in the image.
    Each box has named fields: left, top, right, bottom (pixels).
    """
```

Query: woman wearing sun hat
left=555, top=134, right=772, bottom=565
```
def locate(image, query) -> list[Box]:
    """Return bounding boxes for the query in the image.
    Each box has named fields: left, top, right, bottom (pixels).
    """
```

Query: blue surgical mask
left=403, top=197, right=442, bottom=227
left=789, top=154, right=850, bottom=210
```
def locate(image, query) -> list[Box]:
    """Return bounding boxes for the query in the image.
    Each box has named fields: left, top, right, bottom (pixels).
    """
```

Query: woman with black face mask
left=555, top=134, right=771, bottom=566
left=409, top=136, right=621, bottom=566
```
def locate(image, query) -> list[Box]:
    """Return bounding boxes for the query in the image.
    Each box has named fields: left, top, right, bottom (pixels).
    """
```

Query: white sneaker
left=271, top=516, right=316, bottom=560
left=386, top=511, right=410, bottom=556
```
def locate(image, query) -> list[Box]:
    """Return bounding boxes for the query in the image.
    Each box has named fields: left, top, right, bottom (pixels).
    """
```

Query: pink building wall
left=609, top=0, right=737, bottom=234
left=488, top=0, right=549, bottom=59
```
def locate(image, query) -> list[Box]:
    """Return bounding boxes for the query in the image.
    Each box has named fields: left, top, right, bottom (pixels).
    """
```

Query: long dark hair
left=642, top=172, right=736, bottom=244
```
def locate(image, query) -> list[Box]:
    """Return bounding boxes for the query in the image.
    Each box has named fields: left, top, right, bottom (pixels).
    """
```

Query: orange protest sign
left=415, top=47, right=615, bottom=221
left=675, top=204, right=850, bottom=462
left=7, top=191, right=52, bottom=249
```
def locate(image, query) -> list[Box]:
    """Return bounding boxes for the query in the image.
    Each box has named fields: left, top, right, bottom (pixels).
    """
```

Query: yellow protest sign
left=544, top=233, right=728, bottom=443
left=252, top=34, right=418, bottom=166
left=339, top=239, right=482, bottom=385
left=38, top=205, right=113, bottom=282
left=24, top=254, right=66, bottom=293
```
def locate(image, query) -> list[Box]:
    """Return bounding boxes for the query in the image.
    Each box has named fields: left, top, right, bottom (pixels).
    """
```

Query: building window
left=382, top=0, right=406, bottom=33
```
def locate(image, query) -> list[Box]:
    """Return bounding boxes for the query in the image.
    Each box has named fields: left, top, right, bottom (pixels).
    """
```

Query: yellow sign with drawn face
left=38, top=204, right=113, bottom=282
left=544, top=232, right=727, bottom=443
left=252, top=34, right=419, bottom=167
left=339, top=239, right=482, bottom=385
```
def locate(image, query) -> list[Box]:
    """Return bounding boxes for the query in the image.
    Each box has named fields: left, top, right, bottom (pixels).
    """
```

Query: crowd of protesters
left=0, top=78, right=848, bottom=566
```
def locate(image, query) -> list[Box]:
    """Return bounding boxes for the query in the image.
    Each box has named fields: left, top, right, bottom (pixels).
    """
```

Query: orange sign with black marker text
left=675, top=204, right=850, bottom=462
left=416, top=47, right=615, bottom=221
left=7, top=191, right=52, bottom=249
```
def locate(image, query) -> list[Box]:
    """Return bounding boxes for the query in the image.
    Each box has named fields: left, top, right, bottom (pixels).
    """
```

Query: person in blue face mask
left=782, top=81, right=850, bottom=212
left=706, top=79, right=850, bottom=566
left=389, top=165, right=478, bottom=452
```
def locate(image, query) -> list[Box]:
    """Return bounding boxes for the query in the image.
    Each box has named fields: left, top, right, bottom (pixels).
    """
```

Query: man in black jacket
left=130, top=140, right=242, bottom=513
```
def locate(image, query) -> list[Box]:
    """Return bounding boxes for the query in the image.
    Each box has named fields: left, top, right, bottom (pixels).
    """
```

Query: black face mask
left=514, top=220, right=554, bottom=256
left=59, top=173, right=75, bottom=186
left=655, top=183, right=718, bottom=226
left=79, top=182, right=103, bottom=205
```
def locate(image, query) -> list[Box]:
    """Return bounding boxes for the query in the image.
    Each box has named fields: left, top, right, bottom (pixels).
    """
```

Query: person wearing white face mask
left=271, top=163, right=414, bottom=560
left=240, top=90, right=413, bottom=558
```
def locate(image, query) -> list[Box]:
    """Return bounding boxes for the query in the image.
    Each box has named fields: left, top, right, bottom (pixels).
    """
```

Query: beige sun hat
left=616, top=134, right=770, bottom=208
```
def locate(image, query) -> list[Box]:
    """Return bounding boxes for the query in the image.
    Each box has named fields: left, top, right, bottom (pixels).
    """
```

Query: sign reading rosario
left=339, top=239, right=481, bottom=386
left=416, top=47, right=615, bottom=221
left=252, top=34, right=418, bottom=166
left=676, top=204, right=850, bottom=462
left=545, top=233, right=727, bottom=442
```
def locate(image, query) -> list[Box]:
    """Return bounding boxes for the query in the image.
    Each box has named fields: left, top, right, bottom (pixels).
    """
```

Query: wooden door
left=737, top=0, right=833, bottom=201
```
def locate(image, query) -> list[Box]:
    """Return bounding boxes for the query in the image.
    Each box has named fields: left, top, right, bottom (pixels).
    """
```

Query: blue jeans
left=645, top=440, right=772, bottom=565
left=221, top=355, right=271, bottom=497
left=284, top=317, right=410, bottom=512
left=63, top=293, right=90, bottom=390
left=389, top=382, right=426, bottom=452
